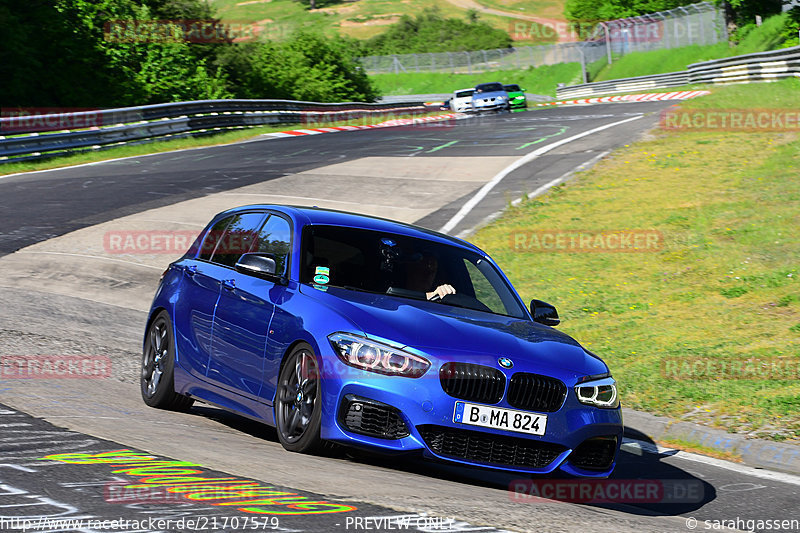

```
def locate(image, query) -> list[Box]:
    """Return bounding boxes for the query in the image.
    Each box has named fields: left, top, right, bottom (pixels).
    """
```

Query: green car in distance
left=503, top=84, right=527, bottom=109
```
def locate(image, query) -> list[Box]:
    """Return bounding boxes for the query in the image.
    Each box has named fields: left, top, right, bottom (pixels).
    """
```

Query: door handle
left=222, top=279, right=236, bottom=290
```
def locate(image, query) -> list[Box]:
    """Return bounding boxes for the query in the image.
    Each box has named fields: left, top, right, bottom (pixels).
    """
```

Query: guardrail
left=0, top=99, right=425, bottom=162
left=687, top=45, right=800, bottom=84
left=556, top=45, right=800, bottom=99
left=556, top=71, right=689, bottom=99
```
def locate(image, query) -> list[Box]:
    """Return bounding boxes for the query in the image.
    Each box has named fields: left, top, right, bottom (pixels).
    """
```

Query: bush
left=361, top=8, right=512, bottom=55
left=217, top=33, right=379, bottom=102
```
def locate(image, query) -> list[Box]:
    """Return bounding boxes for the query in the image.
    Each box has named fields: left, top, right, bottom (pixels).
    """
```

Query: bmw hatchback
left=141, top=205, right=622, bottom=477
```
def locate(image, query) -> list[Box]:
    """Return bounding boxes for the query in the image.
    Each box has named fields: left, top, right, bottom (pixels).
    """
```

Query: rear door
left=207, top=213, right=290, bottom=400
left=173, top=215, right=239, bottom=378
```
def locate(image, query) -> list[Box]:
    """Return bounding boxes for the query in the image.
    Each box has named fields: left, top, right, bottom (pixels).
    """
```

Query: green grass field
left=470, top=78, right=800, bottom=440
left=373, top=62, right=583, bottom=96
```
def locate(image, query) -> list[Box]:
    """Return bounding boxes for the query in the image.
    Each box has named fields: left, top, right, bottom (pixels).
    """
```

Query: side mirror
left=530, top=299, right=560, bottom=326
left=235, top=253, right=283, bottom=283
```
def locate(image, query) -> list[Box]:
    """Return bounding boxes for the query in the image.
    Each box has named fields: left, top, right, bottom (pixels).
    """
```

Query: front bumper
left=317, top=352, right=623, bottom=477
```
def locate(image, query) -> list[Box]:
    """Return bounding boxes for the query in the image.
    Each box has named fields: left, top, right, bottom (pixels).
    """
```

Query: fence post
left=578, top=45, right=588, bottom=83
left=601, top=23, right=612, bottom=64
left=696, top=5, right=706, bottom=45
left=678, top=7, right=691, bottom=45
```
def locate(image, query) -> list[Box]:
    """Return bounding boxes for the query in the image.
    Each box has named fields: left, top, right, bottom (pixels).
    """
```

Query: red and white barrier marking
left=265, top=113, right=464, bottom=138
left=537, top=90, right=710, bottom=107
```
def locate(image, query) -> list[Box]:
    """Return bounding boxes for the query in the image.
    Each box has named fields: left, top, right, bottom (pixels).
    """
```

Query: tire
left=141, top=310, right=194, bottom=411
left=275, top=343, right=324, bottom=454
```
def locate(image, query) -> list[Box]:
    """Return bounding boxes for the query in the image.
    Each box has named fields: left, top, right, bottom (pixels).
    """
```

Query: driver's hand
left=427, top=284, right=456, bottom=301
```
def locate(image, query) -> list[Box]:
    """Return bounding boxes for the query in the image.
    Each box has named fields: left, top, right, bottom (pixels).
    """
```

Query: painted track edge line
left=439, top=114, right=644, bottom=234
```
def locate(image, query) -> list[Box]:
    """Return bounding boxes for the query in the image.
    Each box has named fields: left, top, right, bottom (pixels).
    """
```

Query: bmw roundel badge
left=498, top=357, right=513, bottom=369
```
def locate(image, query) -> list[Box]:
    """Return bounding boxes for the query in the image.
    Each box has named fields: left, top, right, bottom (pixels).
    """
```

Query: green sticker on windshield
left=314, top=266, right=330, bottom=285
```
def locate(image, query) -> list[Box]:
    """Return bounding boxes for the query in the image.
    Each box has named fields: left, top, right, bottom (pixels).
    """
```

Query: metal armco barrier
left=687, top=45, right=800, bottom=84
left=0, top=99, right=425, bottom=162
left=556, top=71, right=689, bottom=99
left=556, top=45, right=800, bottom=99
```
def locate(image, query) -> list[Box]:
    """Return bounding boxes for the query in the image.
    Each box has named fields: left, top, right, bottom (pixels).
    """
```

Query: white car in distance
left=451, top=88, right=475, bottom=113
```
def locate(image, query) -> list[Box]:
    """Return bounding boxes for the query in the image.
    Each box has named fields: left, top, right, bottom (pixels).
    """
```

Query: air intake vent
left=418, top=425, right=565, bottom=469
left=339, top=395, right=409, bottom=440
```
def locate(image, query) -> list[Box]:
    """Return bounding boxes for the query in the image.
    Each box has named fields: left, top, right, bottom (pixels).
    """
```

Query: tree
left=217, top=32, right=378, bottom=102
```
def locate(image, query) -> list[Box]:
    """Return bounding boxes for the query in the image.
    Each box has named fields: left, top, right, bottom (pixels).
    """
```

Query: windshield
left=455, top=90, right=474, bottom=98
left=301, top=225, right=527, bottom=319
left=504, top=84, right=521, bottom=92
left=475, top=83, right=504, bottom=93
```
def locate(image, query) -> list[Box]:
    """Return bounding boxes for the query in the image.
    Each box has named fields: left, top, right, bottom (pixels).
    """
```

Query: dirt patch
left=318, top=3, right=362, bottom=14
left=236, top=0, right=272, bottom=6
left=340, top=15, right=402, bottom=27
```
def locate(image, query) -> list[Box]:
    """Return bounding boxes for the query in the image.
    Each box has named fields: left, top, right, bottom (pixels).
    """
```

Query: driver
left=405, top=253, right=456, bottom=301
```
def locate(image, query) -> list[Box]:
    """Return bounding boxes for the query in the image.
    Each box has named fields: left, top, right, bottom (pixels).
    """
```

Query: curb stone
left=623, top=408, right=800, bottom=475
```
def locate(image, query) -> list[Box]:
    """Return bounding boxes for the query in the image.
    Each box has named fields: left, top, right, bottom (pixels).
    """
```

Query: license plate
left=453, top=402, right=547, bottom=436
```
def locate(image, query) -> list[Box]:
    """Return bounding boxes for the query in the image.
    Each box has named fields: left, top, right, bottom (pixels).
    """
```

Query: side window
left=254, top=215, right=291, bottom=275
left=463, top=259, right=505, bottom=315
left=208, top=213, right=266, bottom=268
left=198, top=216, right=234, bottom=261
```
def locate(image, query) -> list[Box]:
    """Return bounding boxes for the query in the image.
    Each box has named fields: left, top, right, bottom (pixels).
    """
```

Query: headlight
left=497, top=96, right=506, bottom=101
left=513, top=96, right=524, bottom=100
left=329, top=333, right=430, bottom=378
left=575, top=377, right=619, bottom=408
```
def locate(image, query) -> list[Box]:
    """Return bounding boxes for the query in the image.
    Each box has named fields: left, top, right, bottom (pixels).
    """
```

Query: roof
left=221, top=204, right=482, bottom=253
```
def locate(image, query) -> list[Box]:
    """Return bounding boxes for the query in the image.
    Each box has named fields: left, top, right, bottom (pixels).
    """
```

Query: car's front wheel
left=275, top=343, right=324, bottom=453
left=141, top=310, right=194, bottom=411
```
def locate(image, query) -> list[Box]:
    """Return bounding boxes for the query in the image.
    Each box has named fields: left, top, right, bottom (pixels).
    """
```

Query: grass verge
left=0, top=110, right=443, bottom=176
left=658, top=438, right=743, bottom=462
left=373, top=62, right=583, bottom=96
left=470, top=78, right=800, bottom=440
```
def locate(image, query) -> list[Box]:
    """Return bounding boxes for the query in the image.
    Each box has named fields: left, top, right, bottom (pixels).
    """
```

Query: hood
left=474, top=91, right=507, bottom=99
left=301, top=285, right=607, bottom=377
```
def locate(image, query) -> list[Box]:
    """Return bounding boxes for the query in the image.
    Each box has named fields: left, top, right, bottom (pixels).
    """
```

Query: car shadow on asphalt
left=186, top=404, right=714, bottom=517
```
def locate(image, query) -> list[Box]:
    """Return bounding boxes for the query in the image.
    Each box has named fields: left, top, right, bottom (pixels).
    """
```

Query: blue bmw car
left=472, top=82, right=510, bottom=113
left=141, top=205, right=622, bottom=477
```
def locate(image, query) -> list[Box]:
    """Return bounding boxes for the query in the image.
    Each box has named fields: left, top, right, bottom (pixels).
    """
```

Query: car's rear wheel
left=275, top=343, right=324, bottom=453
left=141, top=310, right=194, bottom=411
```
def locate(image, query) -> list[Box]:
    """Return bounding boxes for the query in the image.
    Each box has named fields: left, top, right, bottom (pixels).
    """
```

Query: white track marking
left=439, top=115, right=643, bottom=234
